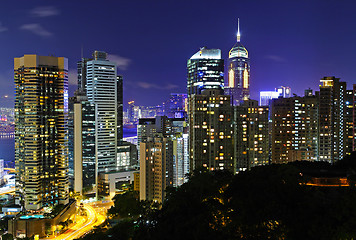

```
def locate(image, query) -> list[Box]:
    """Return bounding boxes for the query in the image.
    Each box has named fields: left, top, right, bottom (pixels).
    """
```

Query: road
left=43, top=202, right=109, bottom=240
left=0, top=186, right=15, bottom=195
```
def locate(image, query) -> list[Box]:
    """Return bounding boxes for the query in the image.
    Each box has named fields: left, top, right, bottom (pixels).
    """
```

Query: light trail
left=60, top=204, right=97, bottom=240
left=42, top=201, right=111, bottom=240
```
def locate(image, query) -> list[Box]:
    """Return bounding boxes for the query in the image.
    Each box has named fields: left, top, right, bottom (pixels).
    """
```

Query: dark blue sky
left=0, top=0, right=356, bottom=108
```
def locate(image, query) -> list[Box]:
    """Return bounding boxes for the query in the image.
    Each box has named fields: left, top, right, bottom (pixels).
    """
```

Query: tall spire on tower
left=237, top=18, right=241, bottom=42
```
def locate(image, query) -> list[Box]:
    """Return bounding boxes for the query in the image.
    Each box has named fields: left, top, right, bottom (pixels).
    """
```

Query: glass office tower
left=187, top=47, right=224, bottom=97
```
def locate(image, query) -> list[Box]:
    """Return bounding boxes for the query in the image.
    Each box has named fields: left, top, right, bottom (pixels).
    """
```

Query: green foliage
left=108, top=191, right=141, bottom=218
left=82, top=162, right=356, bottom=240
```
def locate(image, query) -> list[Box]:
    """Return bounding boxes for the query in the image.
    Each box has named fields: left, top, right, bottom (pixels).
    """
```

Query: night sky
left=0, top=0, right=356, bottom=108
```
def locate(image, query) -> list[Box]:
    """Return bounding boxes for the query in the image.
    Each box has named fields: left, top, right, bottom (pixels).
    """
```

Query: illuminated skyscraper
left=189, top=90, right=234, bottom=172
left=14, top=55, right=69, bottom=210
left=86, top=51, right=118, bottom=175
left=140, top=136, right=173, bottom=203
left=137, top=116, right=188, bottom=186
left=271, top=93, right=319, bottom=163
left=225, top=19, right=250, bottom=106
left=187, top=47, right=224, bottom=98
left=235, top=100, right=269, bottom=171
left=319, top=76, right=346, bottom=163
left=73, top=96, right=95, bottom=194
left=345, top=89, right=354, bottom=155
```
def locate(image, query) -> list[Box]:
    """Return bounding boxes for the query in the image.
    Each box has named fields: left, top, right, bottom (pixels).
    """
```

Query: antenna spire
left=237, top=18, right=241, bottom=42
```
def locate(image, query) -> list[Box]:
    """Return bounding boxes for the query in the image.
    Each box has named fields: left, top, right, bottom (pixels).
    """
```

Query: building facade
left=73, top=97, right=96, bottom=194
left=235, top=100, right=269, bottom=171
left=86, top=51, right=118, bottom=173
left=138, top=116, right=188, bottom=186
left=140, top=137, right=173, bottom=203
left=187, top=47, right=224, bottom=98
left=272, top=93, right=319, bottom=163
left=189, top=90, right=234, bottom=172
left=318, top=77, right=346, bottom=163
left=14, top=55, right=69, bottom=210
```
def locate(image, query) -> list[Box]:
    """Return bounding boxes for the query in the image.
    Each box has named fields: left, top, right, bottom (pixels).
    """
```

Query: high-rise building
left=72, top=51, right=125, bottom=196
left=140, top=136, right=173, bottom=203
left=225, top=19, right=250, bottom=106
left=117, top=75, right=123, bottom=140
left=318, top=77, right=346, bottom=163
left=271, top=93, right=319, bottom=163
left=189, top=90, right=234, bottom=172
left=235, top=100, right=269, bottom=171
left=14, top=55, right=69, bottom=210
left=73, top=96, right=95, bottom=194
left=127, top=101, right=135, bottom=123
left=345, top=89, right=354, bottom=155
left=353, top=84, right=356, bottom=151
left=187, top=47, right=224, bottom=98
left=77, top=57, right=92, bottom=92
left=137, top=116, right=188, bottom=186
left=86, top=51, right=118, bottom=173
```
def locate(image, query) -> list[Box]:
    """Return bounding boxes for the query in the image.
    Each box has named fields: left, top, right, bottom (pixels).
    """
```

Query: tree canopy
left=82, top=160, right=356, bottom=240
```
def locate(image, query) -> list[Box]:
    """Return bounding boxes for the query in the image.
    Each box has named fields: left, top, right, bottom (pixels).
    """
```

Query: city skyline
left=0, top=1, right=356, bottom=107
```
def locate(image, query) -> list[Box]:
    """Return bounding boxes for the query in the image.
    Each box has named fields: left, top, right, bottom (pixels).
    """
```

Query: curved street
left=42, top=202, right=108, bottom=240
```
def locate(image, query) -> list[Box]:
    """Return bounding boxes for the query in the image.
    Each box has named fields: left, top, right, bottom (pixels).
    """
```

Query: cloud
left=20, top=24, right=52, bottom=37
left=107, top=54, right=131, bottom=71
left=31, top=6, right=60, bottom=17
left=68, top=69, right=78, bottom=86
left=0, top=22, right=7, bottom=32
left=137, top=81, right=178, bottom=90
left=264, top=55, right=287, bottom=63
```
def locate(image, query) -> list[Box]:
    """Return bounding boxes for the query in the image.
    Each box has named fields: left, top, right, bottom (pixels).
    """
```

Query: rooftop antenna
left=237, top=18, right=241, bottom=42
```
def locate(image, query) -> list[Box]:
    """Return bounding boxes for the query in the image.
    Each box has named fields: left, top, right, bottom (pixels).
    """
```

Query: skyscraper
left=86, top=51, right=118, bottom=174
left=14, top=55, right=69, bottom=210
left=140, top=136, right=173, bottom=203
left=318, top=76, right=346, bottom=163
left=137, top=116, right=188, bottom=186
left=187, top=47, right=224, bottom=98
left=345, top=89, right=354, bottom=155
left=189, top=90, right=234, bottom=172
left=117, top=75, right=123, bottom=140
left=235, top=100, right=269, bottom=171
left=225, top=19, right=250, bottom=106
left=271, top=93, right=319, bottom=163
left=73, top=96, right=95, bottom=194
left=77, top=57, right=92, bottom=92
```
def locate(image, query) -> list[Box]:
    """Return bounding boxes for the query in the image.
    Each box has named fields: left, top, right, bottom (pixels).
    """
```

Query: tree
left=108, top=190, right=141, bottom=218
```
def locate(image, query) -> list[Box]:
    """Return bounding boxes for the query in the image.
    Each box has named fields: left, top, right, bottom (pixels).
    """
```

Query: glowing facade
left=319, top=77, right=346, bottom=163
left=86, top=51, right=118, bottom=173
left=14, top=55, right=69, bottom=210
left=260, top=86, right=292, bottom=106
left=225, top=19, right=250, bottom=106
left=187, top=47, right=224, bottom=97
left=271, top=94, right=319, bottom=163
left=189, top=90, right=234, bottom=172
left=235, top=100, right=269, bottom=171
